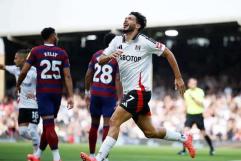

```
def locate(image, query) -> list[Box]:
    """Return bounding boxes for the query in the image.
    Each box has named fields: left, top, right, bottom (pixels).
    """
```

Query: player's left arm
left=63, top=67, right=74, bottom=109
left=190, top=90, right=204, bottom=107
left=162, top=48, right=186, bottom=97
left=85, top=68, right=93, bottom=92
left=16, top=63, right=31, bottom=92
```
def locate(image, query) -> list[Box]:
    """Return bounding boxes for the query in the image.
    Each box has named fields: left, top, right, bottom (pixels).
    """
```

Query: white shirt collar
left=44, top=43, right=54, bottom=46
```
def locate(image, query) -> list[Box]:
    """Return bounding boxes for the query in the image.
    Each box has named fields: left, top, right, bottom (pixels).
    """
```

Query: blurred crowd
left=1, top=78, right=241, bottom=144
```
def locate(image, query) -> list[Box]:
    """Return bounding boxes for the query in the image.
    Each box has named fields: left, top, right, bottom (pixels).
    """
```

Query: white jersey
left=103, top=34, right=165, bottom=94
left=5, top=65, right=38, bottom=109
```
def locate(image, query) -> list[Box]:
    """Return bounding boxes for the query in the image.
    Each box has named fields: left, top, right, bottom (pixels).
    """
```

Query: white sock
left=90, top=153, right=95, bottom=157
left=52, top=149, right=61, bottom=161
left=19, top=126, right=32, bottom=140
left=28, top=124, right=40, bottom=152
left=164, top=129, right=186, bottom=142
left=96, top=136, right=116, bottom=161
left=34, top=148, right=43, bottom=158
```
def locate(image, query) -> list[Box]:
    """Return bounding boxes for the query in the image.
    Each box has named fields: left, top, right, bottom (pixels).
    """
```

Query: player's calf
left=19, top=126, right=32, bottom=140
left=28, top=123, right=40, bottom=152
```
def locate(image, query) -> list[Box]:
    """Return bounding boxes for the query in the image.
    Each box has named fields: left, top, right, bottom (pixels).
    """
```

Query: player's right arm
left=98, top=51, right=123, bottom=65
left=0, top=64, right=17, bottom=75
left=98, top=36, right=122, bottom=65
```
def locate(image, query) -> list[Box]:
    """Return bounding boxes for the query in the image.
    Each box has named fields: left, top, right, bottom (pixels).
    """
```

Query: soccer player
left=178, top=78, right=215, bottom=156
left=0, top=49, right=40, bottom=153
left=85, top=33, right=121, bottom=160
left=16, top=27, right=74, bottom=161
left=80, top=12, right=196, bottom=161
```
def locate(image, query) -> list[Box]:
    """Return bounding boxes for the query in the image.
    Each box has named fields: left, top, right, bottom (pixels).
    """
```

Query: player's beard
left=123, top=26, right=135, bottom=33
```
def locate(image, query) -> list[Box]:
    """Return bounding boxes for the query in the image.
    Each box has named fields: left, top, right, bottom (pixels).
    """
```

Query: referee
left=178, top=78, right=215, bottom=156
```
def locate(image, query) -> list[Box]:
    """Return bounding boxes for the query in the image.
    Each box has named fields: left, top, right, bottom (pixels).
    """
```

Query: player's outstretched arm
left=0, top=64, right=5, bottom=70
left=162, top=48, right=186, bottom=97
left=98, top=50, right=123, bottom=65
left=16, top=63, right=31, bottom=92
left=63, top=67, right=74, bottom=109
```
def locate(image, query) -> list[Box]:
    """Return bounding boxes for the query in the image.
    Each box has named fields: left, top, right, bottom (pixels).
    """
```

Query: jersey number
left=93, top=64, right=113, bottom=84
left=31, top=111, right=39, bottom=123
left=40, top=60, right=62, bottom=79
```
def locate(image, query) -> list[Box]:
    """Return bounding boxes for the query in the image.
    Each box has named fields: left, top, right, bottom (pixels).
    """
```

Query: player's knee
left=19, top=126, right=29, bottom=137
left=28, top=126, right=38, bottom=137
left=143, top=130, right=156, bottom=138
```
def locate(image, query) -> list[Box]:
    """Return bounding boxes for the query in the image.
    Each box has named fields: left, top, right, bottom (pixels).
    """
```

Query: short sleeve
left=103, top=36, right=118, bottom=56
left=5, top=65, right=17, bottom=75
left=88, top=54, right=96, bottom=71
left=26, top=49, right=37, bottom=66
left=63, top=50, right=70, bottom=68
left=146, top=39, right=166, bottom=56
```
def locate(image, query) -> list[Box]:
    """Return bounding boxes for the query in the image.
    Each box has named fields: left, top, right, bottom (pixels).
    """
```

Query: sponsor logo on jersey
left=120, top=55, right=141, bottom=62
left=118, top=45, right=122, bottom=49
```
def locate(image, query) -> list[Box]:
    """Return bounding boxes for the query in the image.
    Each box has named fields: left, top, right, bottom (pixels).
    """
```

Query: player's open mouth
left=123, top=24, right=128, bottom=29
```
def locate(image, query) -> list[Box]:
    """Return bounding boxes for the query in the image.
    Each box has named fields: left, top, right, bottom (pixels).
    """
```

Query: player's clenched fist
left=67, top=96, right=74, bottom=109
left=175, top=77, right=186, bottom=97
left=109, top=50, right=123, bottom=59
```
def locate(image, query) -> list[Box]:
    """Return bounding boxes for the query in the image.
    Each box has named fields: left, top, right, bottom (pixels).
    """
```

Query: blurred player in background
left=0, top=49, right=40, bottom=153
left=85, top=32, right=122, bottom=160
left=80, top=12, right=195, bottom=161
left=16, top=27, right=74, bottom=161
left=178, top=78, right=215, bottom=156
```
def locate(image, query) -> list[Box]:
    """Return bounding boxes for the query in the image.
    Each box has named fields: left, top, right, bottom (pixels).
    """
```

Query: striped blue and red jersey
left=89, top=50, right=119, bottom=98
left=26, top=44, right=70, bottom=94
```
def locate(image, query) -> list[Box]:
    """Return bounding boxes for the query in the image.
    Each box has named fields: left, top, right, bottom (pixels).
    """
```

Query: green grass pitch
left=0, top=142, right=241, bottom=161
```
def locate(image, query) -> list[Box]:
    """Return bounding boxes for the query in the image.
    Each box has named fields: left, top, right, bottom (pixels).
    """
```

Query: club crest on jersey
left=117, top=45, right=122, bottom=49
left=135, top=45, right=141, bottom=51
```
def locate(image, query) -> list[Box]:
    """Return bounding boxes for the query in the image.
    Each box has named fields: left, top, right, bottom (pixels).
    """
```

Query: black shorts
left=18, top=108, right=40, bottom=125
left=184, top=113, right=205, bottom=130
left=120, top=90, right=151, bottom=121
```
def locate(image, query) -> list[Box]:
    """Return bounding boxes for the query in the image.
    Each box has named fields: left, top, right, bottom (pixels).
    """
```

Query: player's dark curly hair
left=130, top=12, right=147, bottom=31
left=41, top=27, right=55, bottom=40
left=103, top=32, right=116, bottom=47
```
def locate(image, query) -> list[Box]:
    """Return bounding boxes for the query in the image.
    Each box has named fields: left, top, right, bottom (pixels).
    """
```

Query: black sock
left=182, top=145, right=186, bottom=152
left=204, top=135, right=214, bottom=150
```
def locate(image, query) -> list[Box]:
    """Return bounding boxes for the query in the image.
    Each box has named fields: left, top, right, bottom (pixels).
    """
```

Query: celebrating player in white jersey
left=80, top=12, right=196, bottom=161
left=0, top=49, right=40, bottom=153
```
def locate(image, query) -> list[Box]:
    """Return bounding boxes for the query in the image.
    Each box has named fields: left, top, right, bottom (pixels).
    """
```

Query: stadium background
left=0, top=0, right=241, bottom=160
